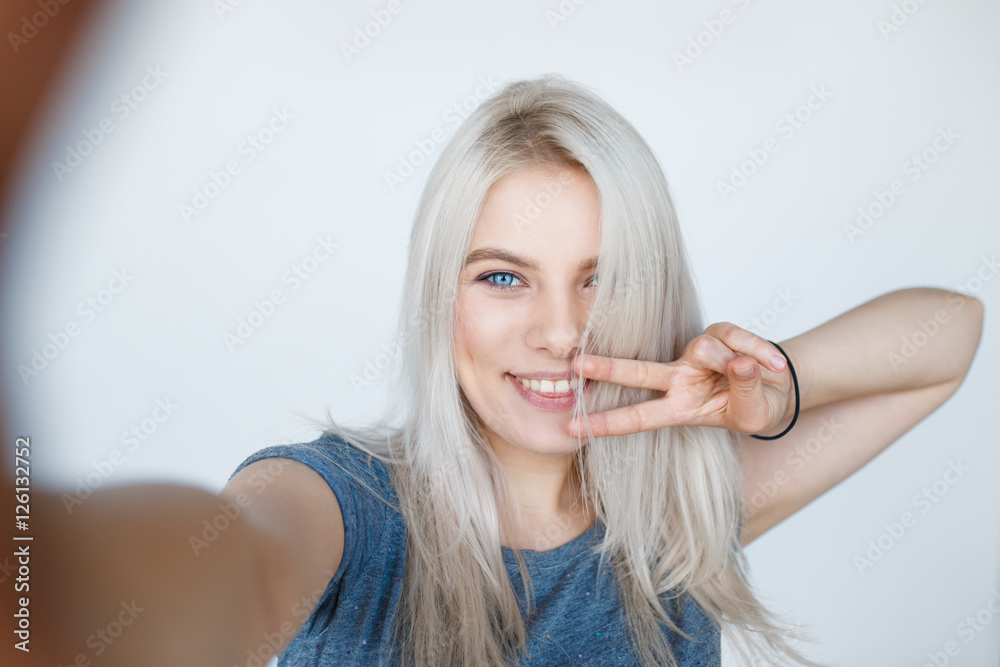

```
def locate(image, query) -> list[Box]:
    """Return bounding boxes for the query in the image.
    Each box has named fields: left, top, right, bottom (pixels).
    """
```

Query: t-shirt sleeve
left=227, top=434, right=398, bottom=620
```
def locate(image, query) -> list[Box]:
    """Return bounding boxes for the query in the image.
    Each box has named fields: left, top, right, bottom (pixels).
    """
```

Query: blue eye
left=480, top=271, right=523, bottom=292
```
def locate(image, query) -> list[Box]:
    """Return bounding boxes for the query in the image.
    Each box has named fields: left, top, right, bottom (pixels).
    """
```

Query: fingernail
left=770, top=355, right=786, bottom=371
left=734, top=365, right=754, bottom=379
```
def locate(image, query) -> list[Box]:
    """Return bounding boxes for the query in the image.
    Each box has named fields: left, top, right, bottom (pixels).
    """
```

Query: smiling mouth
left=506, top=373, right=591, bottom=412
left=510, top=375, right=578, bottom=394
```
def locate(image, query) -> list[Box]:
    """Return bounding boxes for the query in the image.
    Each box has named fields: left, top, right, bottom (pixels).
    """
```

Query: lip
left=509, top=370, right=575, bottom=380
left=507, top=372, right=590, bottom=412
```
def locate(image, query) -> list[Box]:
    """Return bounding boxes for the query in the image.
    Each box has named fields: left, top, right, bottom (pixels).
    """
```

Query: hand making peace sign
left=568, top=323, right=796, bottom=438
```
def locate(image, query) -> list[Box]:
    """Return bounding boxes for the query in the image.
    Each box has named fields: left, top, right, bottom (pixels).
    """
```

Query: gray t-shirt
left=229, top=433, right=721, bottom=666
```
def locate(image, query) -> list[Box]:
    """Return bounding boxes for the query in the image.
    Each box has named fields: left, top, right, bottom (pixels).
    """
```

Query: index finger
left=572, top=354, right=671, bottom=391
left=702, top=322, right=787, bottom=373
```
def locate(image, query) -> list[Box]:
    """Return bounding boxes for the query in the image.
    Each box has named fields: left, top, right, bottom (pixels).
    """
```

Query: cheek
left=456, top=296, right=510, bottom=358
left=453, top=296, right=518, bottom=401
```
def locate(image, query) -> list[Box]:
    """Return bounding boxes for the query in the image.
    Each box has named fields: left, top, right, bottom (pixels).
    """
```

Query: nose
left=525, top=285, right=588, bottom=359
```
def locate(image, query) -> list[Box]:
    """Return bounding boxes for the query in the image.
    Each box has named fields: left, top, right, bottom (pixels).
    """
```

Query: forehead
left=469, top=165, right=600, bottom=252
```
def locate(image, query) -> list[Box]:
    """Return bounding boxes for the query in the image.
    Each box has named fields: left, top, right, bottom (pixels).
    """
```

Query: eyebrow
left=464, top=247, right=598, bottom=272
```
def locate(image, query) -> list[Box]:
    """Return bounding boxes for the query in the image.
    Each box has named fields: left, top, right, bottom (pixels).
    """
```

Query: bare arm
left=220, top=458, right=347, bottom=656
left=33, top=484, right=271, bottom=666
left=15, top=456, right=346, bottom=667
left=0, top=0, right=101, bottom=207
left=2, top=1, right=110, bottom=663
left=738, top=287, right=985, bottom=546
left=0, top=4, right=347, bottom=663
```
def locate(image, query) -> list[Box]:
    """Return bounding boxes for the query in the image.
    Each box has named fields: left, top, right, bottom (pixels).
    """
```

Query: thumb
left=726, top=355, right=767, bottom=432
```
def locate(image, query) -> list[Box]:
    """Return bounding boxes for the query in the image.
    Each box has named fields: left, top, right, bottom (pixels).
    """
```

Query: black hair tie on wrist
left=749, top=340, right=799, bottom=441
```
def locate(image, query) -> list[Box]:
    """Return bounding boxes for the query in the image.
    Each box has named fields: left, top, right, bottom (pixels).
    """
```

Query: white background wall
left=1, top=0, right=998, bottom=665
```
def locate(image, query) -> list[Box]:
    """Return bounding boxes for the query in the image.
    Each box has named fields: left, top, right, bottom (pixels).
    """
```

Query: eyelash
left=477, top=271, right=598, bottom=292
left=478, top=271, right=523, bottom=292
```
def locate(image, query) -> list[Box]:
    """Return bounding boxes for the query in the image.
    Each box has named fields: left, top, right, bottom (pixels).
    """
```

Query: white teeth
left=516, top=376, right=573, bottom=394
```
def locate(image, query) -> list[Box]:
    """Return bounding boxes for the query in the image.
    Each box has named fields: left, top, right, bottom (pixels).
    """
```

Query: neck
left=486, top=432, right=595, bottom=551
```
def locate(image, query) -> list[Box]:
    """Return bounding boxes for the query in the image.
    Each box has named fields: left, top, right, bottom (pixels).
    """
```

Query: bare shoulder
left=222, top=457, right=345, bottom=653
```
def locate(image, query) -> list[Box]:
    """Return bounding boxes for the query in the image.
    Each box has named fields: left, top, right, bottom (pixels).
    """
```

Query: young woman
left=221, top=75, right=984, bottom=666
left=0, top=15, right=983, bottom=656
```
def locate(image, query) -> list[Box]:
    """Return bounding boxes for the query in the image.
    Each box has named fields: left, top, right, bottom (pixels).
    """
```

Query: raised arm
left=565, top=286, right=983, bottom=548
left=738, top=287, right=985, bottom=545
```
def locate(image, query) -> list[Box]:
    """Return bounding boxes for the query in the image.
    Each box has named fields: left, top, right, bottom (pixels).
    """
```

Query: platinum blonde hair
left=314, top=74, right=825, bottom=666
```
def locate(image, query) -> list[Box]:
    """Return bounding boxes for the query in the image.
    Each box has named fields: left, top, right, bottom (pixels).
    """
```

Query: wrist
left=749, top=340, right=800, bottom=440
left=754, top=394, right=796, bottom=438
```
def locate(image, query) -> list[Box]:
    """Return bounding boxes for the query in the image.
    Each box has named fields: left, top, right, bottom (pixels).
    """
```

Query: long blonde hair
left=313, top=74, right=824, bottom=666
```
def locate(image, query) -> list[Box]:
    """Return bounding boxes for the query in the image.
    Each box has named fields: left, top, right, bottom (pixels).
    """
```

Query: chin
left=507, top=425, right=581, bottom=456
